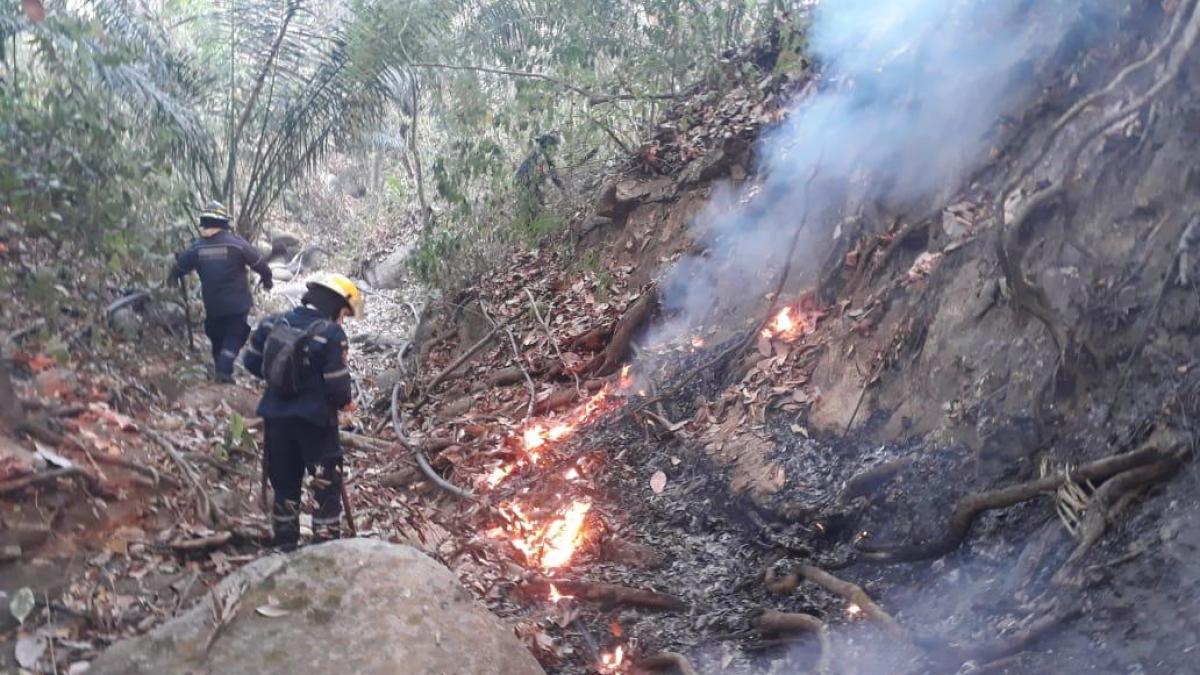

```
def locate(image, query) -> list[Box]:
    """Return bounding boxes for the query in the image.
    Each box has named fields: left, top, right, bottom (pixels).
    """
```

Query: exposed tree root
left=798, top=565, right=906, bottom=640
left=838, top=456, right=914, bottom=504
left=0, top=467, right=84, bottom=495
left=994, top=0, right=1200, bottom=371
left=391, top=383, right=474, bottom=500
left=633, top=651, right=700, bottom=675
left=754, top=610, right=833, bottom=675
left=1060, top=458, right=1181, bottom=571
left=857, top=443, right=1180, bottom=563
left=411, top=322, right=504, bottom=412
left=532, top=387, right=579, bottom=415
left=591, top=284, right=658, bottom=377
left=524, top=576, right=687, bottom=611
left=931, top=604, right=1081, bottom=671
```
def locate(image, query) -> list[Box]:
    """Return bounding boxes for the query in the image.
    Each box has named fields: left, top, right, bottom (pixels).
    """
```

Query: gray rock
left=363, top=244, right=414, bottom=290
left=88, top=539, right=544, bottom=675
left=109, top=306, right=143, bottom=339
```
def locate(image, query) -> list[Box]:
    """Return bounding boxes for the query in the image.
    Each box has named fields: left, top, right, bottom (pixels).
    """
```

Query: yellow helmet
left=306, top=273, right=364, bottom=317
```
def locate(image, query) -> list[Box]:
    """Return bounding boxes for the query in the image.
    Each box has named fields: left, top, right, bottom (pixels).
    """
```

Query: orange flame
left=690, top=336, right=706, bottom=348
left=564, top=468, right=580, bottom=480
left=762, top=306, right=808, bottom=342
left=541, top=501, right=592, bottom=569
left=847, top=603, right=863, bottom=618
left=498, top=500, right=592, bottom=570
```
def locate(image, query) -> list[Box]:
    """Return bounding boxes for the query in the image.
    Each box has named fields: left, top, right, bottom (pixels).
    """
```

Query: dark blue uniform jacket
left=172, top=230, right=272, bottom=317
left=243, top=306, right=352, bottom=427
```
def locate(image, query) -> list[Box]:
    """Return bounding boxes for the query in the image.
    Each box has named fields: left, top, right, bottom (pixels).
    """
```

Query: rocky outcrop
left=88, top=539, right=544, bottom=675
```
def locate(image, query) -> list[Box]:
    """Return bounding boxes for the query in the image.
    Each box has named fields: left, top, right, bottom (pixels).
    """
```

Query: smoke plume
left=649, top=0, right=1102, bottom=347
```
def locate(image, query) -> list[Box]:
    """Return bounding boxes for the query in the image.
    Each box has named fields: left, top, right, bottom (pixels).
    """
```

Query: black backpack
left=262, top=317, right=329, bottom=397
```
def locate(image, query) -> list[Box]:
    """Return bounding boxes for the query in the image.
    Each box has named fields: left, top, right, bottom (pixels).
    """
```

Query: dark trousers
left=264, top=417, right=343, bottom=548
left=204, top=313, right=251, bottom=378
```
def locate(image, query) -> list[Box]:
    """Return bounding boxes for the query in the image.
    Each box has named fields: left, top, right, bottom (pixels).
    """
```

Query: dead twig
left=411, top=322, right=505, bottom=411
left=146, top=428, right=223, bottom=526
left=524, top=287, right=582, bottom=395
left=481, top=300, right=536, bottom=421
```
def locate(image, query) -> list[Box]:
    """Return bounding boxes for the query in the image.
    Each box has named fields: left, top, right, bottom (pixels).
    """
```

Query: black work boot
left=271, top=499, right=301, bottom=552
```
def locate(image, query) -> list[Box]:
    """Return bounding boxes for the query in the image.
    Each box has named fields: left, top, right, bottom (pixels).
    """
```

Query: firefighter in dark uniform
left=243, top=273, right=361, bottom=550
left=170, top=201, right=273, bottom=383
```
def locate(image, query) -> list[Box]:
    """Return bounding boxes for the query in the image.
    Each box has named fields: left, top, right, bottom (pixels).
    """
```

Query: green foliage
left=0, top=0, right=204, bottom=272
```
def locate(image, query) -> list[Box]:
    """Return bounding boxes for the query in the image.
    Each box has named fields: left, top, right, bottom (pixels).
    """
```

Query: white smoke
left=649, top=0, right=1100, bottom=347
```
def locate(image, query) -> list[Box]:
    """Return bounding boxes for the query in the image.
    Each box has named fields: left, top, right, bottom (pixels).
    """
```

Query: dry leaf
left=16, top=633, right=46, bottom=669
left=649, top=470, right=667, bottom=494
left=255, top=604, right=291, bottom=618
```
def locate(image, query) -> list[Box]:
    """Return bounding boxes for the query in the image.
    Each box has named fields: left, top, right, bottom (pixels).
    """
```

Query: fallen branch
left=634, top=652, right=700, bottom=675
left=90, top=451, right=181, bottom=489
left=858, top=443, right=1178, bottom=563
left=754, top=611, right=832, bottom=675
left=525, top=577, right=687, bottom=611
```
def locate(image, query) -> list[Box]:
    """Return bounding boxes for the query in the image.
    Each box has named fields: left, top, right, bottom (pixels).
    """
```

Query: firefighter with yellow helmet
left=243, top=272, right=362, bottom=549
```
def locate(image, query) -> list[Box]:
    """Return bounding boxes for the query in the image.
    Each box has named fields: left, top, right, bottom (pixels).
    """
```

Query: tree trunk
left=222, top=0, right=299, bottom=212
left=0, top=353, right=25, bottom=435
left=407, top=77, right=432, bottom=229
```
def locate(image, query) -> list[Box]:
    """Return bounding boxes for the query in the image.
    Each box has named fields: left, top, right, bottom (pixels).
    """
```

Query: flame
left=619, top=365, right=633, bottom=390
left=761, top=305, right=809, bottom=342
left=564, top=468, right=580, bottom=480
left=599, top=645, right=626, bottom=673
left=540, top=501, right=592, bottom=569
left=548, top=583, right=573, bottom=603
left=690, top=336, right=706, bottom=348
left=523, top=425, right=546, bottom=450
left=547, top=423, right=573, bottom=441
left=846, top=603, right=863, bottom=618
left=498, top=500, right=592, bottom=570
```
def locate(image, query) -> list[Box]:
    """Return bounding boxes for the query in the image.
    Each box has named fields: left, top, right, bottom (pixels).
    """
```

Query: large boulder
left=363, top=243, right=414, bottom=290
left=88, top=539, right=544, bottom=675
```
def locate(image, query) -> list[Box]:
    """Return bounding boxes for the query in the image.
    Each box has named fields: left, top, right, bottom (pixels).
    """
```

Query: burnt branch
left=524, top=577, right=687, bottom=611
